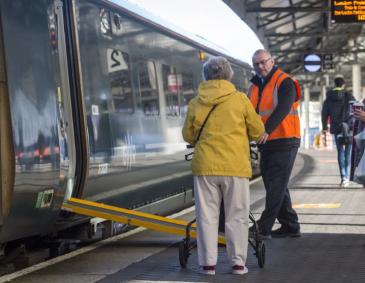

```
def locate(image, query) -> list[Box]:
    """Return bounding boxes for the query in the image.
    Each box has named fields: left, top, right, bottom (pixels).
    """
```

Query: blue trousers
left=258, top=146, right=300, bottom=234
left=334, top=135, right=351, bottom=182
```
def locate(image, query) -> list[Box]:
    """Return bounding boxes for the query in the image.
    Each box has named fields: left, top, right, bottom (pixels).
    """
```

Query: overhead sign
left=331, top=0, right=365, bottom=23
left=304, top=54, right=321, bottom=72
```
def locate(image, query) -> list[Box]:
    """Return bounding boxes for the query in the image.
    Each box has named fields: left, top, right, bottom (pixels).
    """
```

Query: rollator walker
left=178, top=212, right=266, bottom=268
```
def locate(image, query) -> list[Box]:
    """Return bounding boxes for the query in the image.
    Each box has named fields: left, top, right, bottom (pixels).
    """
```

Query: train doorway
left=54, top=0, right=77, bottom=200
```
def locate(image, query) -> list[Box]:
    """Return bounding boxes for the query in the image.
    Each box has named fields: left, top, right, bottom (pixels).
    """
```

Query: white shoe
left=232, top=265, right=248, bottom=275
left=200, top=266, right=216, bottom=275
left=343, top=180, right=350, bottom=187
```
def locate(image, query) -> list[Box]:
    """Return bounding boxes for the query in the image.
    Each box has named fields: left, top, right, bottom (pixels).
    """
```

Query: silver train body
left=0, top=0, right=257, bottom=251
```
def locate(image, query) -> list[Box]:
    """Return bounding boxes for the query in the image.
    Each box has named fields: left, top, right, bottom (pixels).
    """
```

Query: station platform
left=3, top=148, right=365, bottom=283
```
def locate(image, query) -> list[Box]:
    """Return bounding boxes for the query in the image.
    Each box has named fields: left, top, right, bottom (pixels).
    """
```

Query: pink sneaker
left=232, top=265, right=248, bottom=275
left=201, top=265, right=216, bottom=275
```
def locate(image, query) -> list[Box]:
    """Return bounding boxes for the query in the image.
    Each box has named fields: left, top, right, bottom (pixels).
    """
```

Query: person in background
left=182, top=56, right=264, bottom=276
left=248, top=49, right=301, bottom=239
left=322, top=76, right=355, bottom=187
left=353, top=105, right=365, bottom=181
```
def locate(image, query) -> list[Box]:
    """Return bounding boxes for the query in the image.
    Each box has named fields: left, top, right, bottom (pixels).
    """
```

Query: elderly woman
left=182, top=56, right=264, bottom=275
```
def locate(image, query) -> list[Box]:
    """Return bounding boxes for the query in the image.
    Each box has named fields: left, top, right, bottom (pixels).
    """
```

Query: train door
left=53, top=0, right=77, bottom=200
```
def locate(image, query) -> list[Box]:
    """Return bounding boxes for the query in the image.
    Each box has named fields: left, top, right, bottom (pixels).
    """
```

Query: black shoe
left=271, top=226, right=301, bottom=238
left=257, top=233, right=271, bottom=240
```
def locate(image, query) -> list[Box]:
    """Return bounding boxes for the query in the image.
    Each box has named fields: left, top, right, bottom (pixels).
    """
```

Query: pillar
left=304, top=85, right=310, bottom=149
left=319, top=79, right=328, bottom=131
left=352, top=64, right=361, bottom=101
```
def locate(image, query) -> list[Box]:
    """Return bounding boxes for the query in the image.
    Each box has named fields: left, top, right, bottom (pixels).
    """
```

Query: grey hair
left=202, top=56, right=234, bottom=81
left=252, top=49, right=272, bottom=59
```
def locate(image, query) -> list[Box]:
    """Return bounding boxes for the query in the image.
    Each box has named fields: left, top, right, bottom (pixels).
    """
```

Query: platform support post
left=352, top=63, right=362, bottom=101
left=304, top=85, right=310, bottom=149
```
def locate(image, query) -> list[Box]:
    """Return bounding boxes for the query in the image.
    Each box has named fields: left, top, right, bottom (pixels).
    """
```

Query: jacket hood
left=198, top=80, right=236, bottom=106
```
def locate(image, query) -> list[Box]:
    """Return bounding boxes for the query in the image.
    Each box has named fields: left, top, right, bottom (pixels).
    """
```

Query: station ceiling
left=224, top=0, right=365, bottom=87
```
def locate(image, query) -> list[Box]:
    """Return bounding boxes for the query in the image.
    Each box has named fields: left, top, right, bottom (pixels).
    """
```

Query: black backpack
left=333, top=90, right=352, bottom=145
left=337, top=122, right=351, bottom=145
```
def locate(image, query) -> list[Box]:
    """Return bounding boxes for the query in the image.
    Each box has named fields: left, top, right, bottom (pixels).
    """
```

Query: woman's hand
left=354, top=108, right=365, bottom=122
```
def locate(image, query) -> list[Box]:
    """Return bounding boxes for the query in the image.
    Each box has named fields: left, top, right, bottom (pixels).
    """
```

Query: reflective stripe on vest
left=248, top=69, right=301, bottom=140
left=258, top=72, right=284, bottom=116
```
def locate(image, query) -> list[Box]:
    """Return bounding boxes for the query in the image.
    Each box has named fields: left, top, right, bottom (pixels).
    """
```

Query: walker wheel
left=257, top=241, right=266, bottom=268
left=179, top=241, right=189, bottom=268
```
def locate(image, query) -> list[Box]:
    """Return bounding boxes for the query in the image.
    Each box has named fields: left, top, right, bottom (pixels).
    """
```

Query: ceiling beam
left=258, top=0, right=313, bottom=20
left=261, top=12, right=317, bottom=31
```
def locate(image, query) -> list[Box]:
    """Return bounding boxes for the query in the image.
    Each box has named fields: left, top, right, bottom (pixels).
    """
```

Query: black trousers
left=258, top=146, right=300, bottom=234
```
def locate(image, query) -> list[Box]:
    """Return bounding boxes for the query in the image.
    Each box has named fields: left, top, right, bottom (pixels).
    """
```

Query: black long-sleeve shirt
left=250, top=66, right=300, bottom=150
left=321, top=88, right=354, bottom=134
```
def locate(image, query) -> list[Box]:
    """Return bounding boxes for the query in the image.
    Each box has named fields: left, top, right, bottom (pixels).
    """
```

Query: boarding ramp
left=62, top=197, right=226, bottom=244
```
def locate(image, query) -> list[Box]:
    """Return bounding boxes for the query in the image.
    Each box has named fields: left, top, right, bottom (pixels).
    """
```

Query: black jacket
left=321, top=88, right=354, bottom=135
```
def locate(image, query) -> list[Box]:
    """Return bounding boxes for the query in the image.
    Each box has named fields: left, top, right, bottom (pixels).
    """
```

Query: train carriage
left=0, top=0, right=256, bottom=259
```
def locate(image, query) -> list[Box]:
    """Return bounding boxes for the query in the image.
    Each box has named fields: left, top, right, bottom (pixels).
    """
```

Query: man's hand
left=354, top=108, right=365, bottom=122
left=257, top=132, right=269, bottom=144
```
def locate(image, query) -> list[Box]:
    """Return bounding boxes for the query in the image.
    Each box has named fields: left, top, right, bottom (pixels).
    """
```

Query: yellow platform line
left=62, top=198, right=226, bottom=245
left=293, top=203, right=341, bottom=209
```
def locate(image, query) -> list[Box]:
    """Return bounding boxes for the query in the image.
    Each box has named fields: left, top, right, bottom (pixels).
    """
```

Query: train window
left=137, top=61, right=159, bottom=116
left=179, top=72, right=197, bottom=117
left=107, top=49, right=134, bottom=113
left=231, top=65, right=248, bottom=92
left=136, top=62, right=197, bottom=117
left=245, top=70, right=253, bottom=93
left=181, top=72, right=196, bottom=105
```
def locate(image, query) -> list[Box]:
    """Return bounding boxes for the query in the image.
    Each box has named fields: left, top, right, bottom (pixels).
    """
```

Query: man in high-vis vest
left=248, top=49, right=301, bottom=239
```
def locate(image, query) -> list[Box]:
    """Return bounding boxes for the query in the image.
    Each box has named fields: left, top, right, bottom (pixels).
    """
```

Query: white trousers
left=193, top=175, right=250, bottom=267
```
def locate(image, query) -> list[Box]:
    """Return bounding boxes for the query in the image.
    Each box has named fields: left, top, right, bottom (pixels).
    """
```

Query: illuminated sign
left=331, top=0, right=365, bottom=23
left=304, top=54, right=321, bottom=72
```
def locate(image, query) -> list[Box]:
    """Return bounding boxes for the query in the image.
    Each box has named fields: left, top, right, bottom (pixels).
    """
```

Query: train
left=0, top=0, right=259, bottom=264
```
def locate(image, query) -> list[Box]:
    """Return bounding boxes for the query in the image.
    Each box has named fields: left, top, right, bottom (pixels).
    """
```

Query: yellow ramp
left=62, top=198, right=226, bottom=244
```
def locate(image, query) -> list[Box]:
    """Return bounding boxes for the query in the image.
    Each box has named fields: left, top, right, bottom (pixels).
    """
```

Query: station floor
left=3, top=148, right=365, bottom=283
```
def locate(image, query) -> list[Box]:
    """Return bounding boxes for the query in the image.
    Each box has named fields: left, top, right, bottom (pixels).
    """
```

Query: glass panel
left=181, top=72, right=197, bottom=104
left=231, top=65, right=249, bottom=92
left=180, top=72, right=197, bottom=117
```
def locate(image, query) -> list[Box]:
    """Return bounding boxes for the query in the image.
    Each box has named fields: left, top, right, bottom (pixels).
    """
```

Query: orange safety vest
left=248, top=69, right=301, bottom=141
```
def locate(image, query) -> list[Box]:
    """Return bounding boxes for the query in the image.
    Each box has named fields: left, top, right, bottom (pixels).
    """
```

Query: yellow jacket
left=182, top=80, right=264, bottom=177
